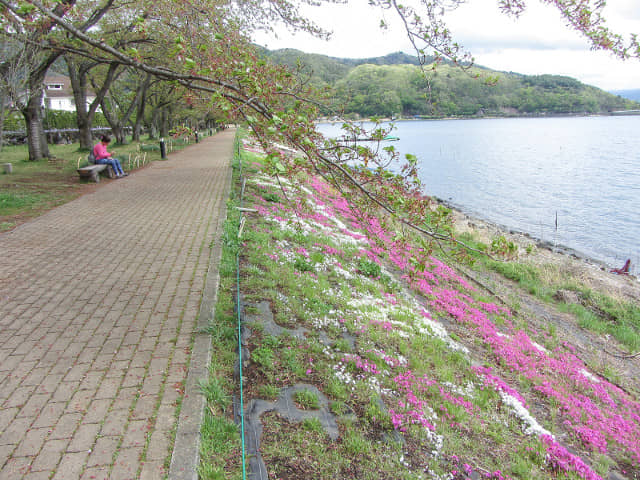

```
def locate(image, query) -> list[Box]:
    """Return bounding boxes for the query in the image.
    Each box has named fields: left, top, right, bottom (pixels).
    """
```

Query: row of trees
left=0, top=18, right=234, bottom=155
left=0, top=0, right=329, bottom=160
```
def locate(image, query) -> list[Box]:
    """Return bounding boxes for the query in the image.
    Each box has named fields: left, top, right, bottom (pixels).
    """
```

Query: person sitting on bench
left=93, top=135, right=128, bottom=178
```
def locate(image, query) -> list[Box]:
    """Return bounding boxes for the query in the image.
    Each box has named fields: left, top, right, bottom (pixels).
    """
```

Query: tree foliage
left=0, top=0, right=638, bottom=250
left=330, top=62, right=637, bottom=117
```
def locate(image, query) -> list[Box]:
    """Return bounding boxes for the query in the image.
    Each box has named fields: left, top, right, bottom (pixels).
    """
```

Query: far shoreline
left=317, top=110, right=640, bottom=125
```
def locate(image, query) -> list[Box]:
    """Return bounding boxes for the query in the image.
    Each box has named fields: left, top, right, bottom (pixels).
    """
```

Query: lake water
left=318, top=116, right=640, bottom=275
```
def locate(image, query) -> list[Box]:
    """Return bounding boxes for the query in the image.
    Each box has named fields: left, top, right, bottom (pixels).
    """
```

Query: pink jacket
left=93, top=143, right=112, bottom=160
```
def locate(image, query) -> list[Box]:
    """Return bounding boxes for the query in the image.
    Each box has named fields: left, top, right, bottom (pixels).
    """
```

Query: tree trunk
left=77, top=113, right=94, bottom=149
left=132, top=74, right=152, bottom=142
left=22, top=89, right=50, bottom=161
left=160, top=107, right=170, bottom=138
left=67, top=59, right=121, bottom=150
left=0, top=91, right=6, bottom=152
left=112, top=125, right=126, bottom=144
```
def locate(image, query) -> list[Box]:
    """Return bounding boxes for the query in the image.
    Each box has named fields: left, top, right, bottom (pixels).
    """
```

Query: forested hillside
left=263, top=49, right=640, bottom=118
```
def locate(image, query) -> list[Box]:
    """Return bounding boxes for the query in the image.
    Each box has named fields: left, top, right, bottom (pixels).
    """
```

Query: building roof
left=44, top=75, right=73, bottom=98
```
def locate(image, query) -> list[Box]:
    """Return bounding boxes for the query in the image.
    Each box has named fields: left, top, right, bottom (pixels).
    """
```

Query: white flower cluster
left=443, top=381, right=476, bottom=399
left=415, top=314, right=469, bottom=354
left=499, top=390, right=553, bottom=437
left=312, top=315, right=344, bottom=331
left=332, top=363, right=357, bottom=391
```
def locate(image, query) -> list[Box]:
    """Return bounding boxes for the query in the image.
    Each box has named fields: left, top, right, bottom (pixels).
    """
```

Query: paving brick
left=0, top=456, right=32, bottom=478
left=17, top=394, right=51, bottom=419
left=64, top=363, right=91, bottom=383
left=138, top=459, right=166, bottom=480
left=22, top=471, right=52, bottom=480
left=131, top=395, right=156, bottom=421
left=0, top=415, right=31, bottom=446
left=66, top=389, right=97, bottom=415
left=78, top=371, right=104, bottom=391
left=14, top=427, right=50, bottom=456
left=0, top=444, right=15, bottom=470
left=129, top=351, right=152, bottom=369
left=52, top=451, right=88, bottom=480
left=0, top=407, right=19, bottom=432
left=31, top=402, right=66, bottom=429
left=67, top=423, right=100, bottom=453
left=80, top=466, right=110, bottom=480
left=112, top=345, right=135, bottom=362
left=121, top=419, right=148, bottom=448
left=22, top=367, right=51, bottom=387
left=53, top=381, right=80, bottom=404
left=109, top=446, right=142, bottom=480
left=82, top=398, right=111, bottom=424
left=145, top=429, right=171, bottom=461
left=100, top=409, right=128, bottom=437
left=76, top=347, right=100, bottom=365
left=50, top=413, right=81, bottom=440
left=86, top=436, right=119, bottom=467
left=120, top=367, right=145, bottom=389
left=30, top=438, right=69, bottom=472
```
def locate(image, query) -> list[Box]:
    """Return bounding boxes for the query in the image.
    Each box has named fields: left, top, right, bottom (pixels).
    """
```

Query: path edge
left=168, top=141, right=234, bottom=480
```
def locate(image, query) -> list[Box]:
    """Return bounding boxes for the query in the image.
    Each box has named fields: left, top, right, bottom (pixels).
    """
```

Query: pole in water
left=555, top=211, right=558, bottom=232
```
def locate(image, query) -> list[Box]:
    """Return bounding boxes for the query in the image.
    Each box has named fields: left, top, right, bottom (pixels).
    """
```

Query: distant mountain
left=262, top=49, right=640, bottom=118
left=610, top=89, right=640, bottom=102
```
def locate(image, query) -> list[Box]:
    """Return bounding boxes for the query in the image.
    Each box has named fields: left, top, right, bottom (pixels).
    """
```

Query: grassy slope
left=199, top=139, right=640, bottom=480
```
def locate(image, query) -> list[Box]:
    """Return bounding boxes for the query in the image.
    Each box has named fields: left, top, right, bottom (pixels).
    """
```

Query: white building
left=43, top=75, right=96, bottom=111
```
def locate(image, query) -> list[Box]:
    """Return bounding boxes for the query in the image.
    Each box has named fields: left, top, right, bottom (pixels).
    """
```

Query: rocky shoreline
left=443, top=200, right=640, bottom=305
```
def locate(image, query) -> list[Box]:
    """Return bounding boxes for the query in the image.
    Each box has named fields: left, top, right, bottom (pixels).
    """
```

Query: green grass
left=0, top=191, right=44, bottom=211
left=293, top=389, right=320, bottom=410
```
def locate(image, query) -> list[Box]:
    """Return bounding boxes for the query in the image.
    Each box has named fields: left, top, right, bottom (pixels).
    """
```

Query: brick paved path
left=0, top=130, right=234, bottom=479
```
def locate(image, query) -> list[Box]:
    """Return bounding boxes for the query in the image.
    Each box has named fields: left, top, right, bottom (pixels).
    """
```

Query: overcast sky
left=252, top=0, right=640, bottom=91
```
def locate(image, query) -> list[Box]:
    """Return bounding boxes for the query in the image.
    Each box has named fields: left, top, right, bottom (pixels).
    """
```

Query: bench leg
left=106, top=165, right=116, bottom=179
left=91, top=170, right=100, bottom=183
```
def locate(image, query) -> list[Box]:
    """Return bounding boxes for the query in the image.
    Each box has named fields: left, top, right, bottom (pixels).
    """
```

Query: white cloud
left=252, top=0, right=640, bottom=90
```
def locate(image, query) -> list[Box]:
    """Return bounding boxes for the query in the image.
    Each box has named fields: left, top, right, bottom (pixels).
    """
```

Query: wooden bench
left=77, top=163, right=115, bottom=183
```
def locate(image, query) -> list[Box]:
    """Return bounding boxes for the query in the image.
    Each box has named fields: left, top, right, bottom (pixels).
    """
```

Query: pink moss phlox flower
left=343, top=354, right=380, bottom=374
left=383, top=292, right=398, bottom=305
left=365, top=217, right=392, bottom=243
left=472, top=365, right=528, bottom=407
left=296, top=247, right=309, bottom=258
left=430, top=256, right=475, bottom=290
left=314, top=243, right=344, bottom=257
left=542, top=435, right=603, bottom=480
left=370, top=319, right=394, bottom=332
left=359, top=249, right=382, bottom=264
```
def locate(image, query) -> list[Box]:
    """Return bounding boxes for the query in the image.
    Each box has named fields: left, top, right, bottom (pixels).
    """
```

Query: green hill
left=262, top=49, right=640, bottom=118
